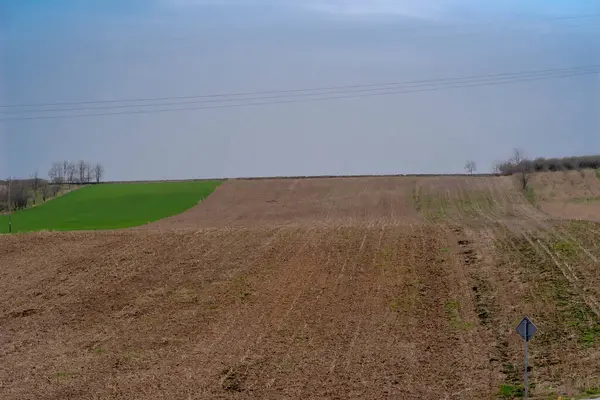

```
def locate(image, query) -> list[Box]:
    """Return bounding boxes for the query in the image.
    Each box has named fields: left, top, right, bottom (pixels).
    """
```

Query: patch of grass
left=524, top=185, right=536, bottom=204
left=556, top=387, right=600, bottom=400
left=571, top=196, right=600, bottom=203
left=92, top=347, right=106, bottom=355
left=444, top=299, right=473, bottom=330
left=581, top=325, right=600, bottom=346
left=505, top=236, right=600, bottom=346
left=432, top=207, right=447, bottom=220
left=595, top=169, right=600, bottom=181
left=498, top=383, right=524, bottom=398
left=0, top=181, right=222, bottom=233
left=444, top=299, right=460, bottom=313
left=585, top=387, right=600, bottom=395
left=551, top=241, right=577, bottom=258
left=557, top=294, right=600, bottom=346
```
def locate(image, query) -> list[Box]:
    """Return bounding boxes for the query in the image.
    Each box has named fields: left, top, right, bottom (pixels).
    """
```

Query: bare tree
left=62, top=161, right=70, bottom=183
left=0, top=182, right=7, bottom=212
left=93, top=163, right=105, bottom=183
left=66, top=162, right=76, bottom=185
left=6, top=177, right=11, bottom=216
left=31, top=170, right=41, bottom=204
left=511, top=148, right=532, bottom=190
left=45, top=184, right=59, bottom=199
left=10, top=182, right=28, bottom=210
left=41, top=183, right=49, bottom=202
left=78, top=160, right=87, bottom=184
left=491, top=160, right=503, bottom=175
left=49, top=162, right=64, bottom=185
left=464, top=160, right=476, bottom=174
left=85, top=162, right=92, bottom=183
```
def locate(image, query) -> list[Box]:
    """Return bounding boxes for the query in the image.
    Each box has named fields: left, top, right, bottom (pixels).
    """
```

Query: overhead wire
left=1, top=13, right=599, bottom=110
left=2, top=63, right=598, bottom=111
left=2, top=12, right=599, bottom=120
left=2, top=65, right=598, bottom=121
left=0, top=65, right=598, bottom=114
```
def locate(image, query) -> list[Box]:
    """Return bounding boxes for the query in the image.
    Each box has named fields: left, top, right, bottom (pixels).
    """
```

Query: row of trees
left=490, top=150, right=600, bottom=191
left=0, top=180, right=28, bottom=211
left=0, top=179, right=62, bottom=211
left=48, top=160, right=104, bottom=185
left=493, top=154, right=600, bottom=175
left=1, top=161, right=105, bottom=213
left=464, top=151, right=600, bottom=191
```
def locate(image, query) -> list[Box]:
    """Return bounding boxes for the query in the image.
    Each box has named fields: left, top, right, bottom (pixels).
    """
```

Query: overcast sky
left=2, top=0, right=599, bottom=180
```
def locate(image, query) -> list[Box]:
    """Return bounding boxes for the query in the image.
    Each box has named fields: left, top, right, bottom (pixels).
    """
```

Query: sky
left=1, top=0, right=599, bottom=180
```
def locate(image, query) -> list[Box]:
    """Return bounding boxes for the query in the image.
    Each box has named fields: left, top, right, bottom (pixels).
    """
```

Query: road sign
left=516, top=316, right=538, bottom=400
left=516, top=317, right=537, bottom=342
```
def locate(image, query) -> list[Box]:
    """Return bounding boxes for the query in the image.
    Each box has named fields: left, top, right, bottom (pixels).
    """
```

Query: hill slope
left=1, top=174, right=599, bottom=399
left=0, top=181, right=222, bottom=233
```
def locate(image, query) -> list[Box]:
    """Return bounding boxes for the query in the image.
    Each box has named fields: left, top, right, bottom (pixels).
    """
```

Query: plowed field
left=1, top=175, right=599, bottom=399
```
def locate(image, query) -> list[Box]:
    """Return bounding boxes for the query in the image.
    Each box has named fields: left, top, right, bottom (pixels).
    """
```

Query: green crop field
left=0, top=181, right=222, bottom=233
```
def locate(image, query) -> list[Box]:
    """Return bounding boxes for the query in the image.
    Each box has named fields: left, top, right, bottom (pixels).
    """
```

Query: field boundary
left=99, top=174, right=501, bottom=185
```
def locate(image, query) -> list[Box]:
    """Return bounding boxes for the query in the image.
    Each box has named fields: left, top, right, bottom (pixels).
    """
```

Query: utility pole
left=7, top=176, right=12, bottom=233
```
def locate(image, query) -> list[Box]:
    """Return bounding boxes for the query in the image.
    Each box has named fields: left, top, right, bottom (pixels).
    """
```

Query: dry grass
left=1, top=173, right=600, bottom=399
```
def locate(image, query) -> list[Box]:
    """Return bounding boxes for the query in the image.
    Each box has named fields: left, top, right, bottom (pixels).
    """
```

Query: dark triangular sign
left=516, top=316, right=537, bottom=342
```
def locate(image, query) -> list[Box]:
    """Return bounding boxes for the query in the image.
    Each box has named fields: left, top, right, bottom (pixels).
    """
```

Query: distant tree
left=0, top=183, right=6, bottom=212
left=9, top=181, right=28, bottom=210
left=32, top=170, right=40, bottom=192
left=511, top=148, right=532, bottom=190
left=491, top=161, right=502, bottom=174
left=93, top=163, right=105, bottom=183
left=41, top=184, right=49, bottom=202
left=66, top=162, right=76, bottom=185
left=62, top=161, right=70, bottom=183
left=465, top=160, right=477, bottom=174
left=77, top=160, right=87, bottom=184
left=48, top=162, right=64, bottom=185
left=2, top=177, right=10, bottom=213
left=31, top=170, right=40, bottom=204
left=84, top=162, right=92, bottom=183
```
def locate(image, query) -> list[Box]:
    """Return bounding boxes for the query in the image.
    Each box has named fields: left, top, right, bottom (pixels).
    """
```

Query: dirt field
left=1, top=174, right=600, bottom=399
left=530, top=170, right=600, bottom=222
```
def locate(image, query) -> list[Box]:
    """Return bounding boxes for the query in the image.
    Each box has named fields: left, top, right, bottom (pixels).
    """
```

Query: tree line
left=0, top=175, right=59, bottom=212
left=486, top=150, right=600, bottom=194
left=1, top=161, right=105, bottom=212
left=48, top=160, right=104, bottom=185
left=493, top=154, right=600, bottom=175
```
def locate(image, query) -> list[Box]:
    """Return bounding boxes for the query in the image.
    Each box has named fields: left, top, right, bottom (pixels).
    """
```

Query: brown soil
left=149, top=177, right=422, bottom=229
left=1, top=174, right=599, bottom=399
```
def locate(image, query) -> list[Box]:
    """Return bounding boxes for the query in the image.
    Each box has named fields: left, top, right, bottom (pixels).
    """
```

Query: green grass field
left=0, top=181, right=222, bottom=233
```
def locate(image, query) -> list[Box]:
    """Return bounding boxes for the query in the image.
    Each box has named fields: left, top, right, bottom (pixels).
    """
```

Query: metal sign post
left=516, top=316, right=537, bottom=400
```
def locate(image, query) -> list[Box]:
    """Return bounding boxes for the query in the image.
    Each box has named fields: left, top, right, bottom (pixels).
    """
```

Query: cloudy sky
left=1, top=0, right=599, bottom=180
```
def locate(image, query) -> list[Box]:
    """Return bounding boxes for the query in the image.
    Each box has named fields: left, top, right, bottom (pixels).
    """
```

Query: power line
left=2, top=64, right=598, bottom=112
left=2, top=67, right=597, bottom=121
left=2, top=65, right=599, bottom=114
